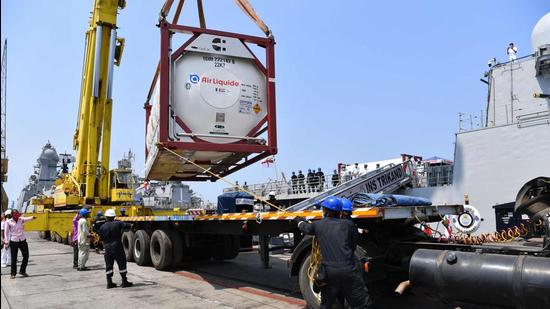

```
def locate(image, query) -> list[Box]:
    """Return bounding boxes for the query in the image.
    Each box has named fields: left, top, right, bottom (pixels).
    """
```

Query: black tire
left=122, top=231, right=135, bottom=262
left=213, top=235, right=240, bottom=261
left=150, top=229, right=173, bottom=270
left=133, top=230, right=151, bottom=266
left=39, top=231, right=46, bottom=239
left=298, top=254, right=321, bottom=309
left=168, top=230, right=184, bottom=267
left=44, top=231, right=51, bottom=240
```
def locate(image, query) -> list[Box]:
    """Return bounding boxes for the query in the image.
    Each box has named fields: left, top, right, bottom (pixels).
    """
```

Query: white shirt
left=77, top=217, right=89, bottom=245
left=4, top=217, right=35, bottom=243
left=507, top=46, right=518, bottom=60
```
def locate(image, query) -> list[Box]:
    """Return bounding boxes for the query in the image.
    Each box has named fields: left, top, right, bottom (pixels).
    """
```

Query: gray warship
left=235, top=13, right=550, bottom=233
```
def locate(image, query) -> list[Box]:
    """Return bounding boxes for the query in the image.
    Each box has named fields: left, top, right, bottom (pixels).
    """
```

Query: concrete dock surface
left=1, top=233, right=305, bottom=309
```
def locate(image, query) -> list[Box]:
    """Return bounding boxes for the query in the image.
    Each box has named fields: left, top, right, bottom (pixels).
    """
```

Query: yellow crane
left=52, top=0, right=132, bottom=208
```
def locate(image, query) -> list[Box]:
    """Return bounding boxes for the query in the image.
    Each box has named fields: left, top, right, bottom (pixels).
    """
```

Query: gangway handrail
left=285, top=161, right=413, bottom=211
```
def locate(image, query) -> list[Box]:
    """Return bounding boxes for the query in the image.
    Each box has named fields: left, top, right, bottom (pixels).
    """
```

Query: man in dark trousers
left=331, top=169, right=340, bottom=188
left=98, top=209, right=133, bottom=289
left=295, top=196, right=373, bottom=309
left=3, top=210, right=36, bottom=279
left=307, top=169, right=314, bottom=193
left=316, top=168, right=325, bottom=192
left=298, top=170, right=305, bottom=193
left=290, top=171, right=298, bottom=194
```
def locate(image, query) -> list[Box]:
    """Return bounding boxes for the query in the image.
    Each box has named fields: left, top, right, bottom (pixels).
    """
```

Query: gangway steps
left=285, top=162, right=412, bottom=211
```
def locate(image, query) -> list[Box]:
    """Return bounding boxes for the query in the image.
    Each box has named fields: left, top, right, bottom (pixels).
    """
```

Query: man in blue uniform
left=341, top=198, right=353, bottom=219
left=98, top=209, right=133, bottom=289
left=295, top=196, right=373, bottom=309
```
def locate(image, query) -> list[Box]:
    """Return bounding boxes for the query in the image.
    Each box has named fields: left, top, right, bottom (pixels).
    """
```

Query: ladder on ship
left=285, top=161, right=413, bottom=211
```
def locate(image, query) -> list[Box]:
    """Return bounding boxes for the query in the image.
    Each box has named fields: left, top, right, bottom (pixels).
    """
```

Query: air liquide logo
left=201, top=77, right=239, bottom=87
left=211, top=37, right=227, bottom=52
left=189, top=74, right=200, bottom=84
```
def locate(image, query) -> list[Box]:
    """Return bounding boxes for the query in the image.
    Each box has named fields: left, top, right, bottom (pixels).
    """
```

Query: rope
left=234, top=0, right=272, bottom=37
left=197, top=0, right=206, bottom=28
left=308, top=237, right=324, bottom=286
left=160, top=145, right=286, bottom=212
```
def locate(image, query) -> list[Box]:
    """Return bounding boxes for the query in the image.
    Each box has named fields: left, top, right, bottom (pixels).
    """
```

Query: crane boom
left=63, top=0, right=127, bottom=205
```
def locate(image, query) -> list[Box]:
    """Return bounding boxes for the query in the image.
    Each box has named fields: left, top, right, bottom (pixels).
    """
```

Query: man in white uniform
left=77, top=208, right=91, bottom=271
left=507, top=42, right=518, bottom=61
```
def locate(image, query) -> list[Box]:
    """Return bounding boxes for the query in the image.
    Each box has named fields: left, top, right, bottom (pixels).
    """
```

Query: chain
left=450, top=221, right=535, bottom=245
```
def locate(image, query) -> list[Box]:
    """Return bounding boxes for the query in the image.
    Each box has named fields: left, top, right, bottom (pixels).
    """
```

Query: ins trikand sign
left=362, top=165, right=405, bottom=193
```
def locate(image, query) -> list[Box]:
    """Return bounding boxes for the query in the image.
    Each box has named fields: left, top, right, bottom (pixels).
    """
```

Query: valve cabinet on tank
left=145, top=23, right=277, bottom=181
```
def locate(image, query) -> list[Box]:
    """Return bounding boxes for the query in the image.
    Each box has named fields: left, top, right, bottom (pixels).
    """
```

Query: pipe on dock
left=409, top=249, right=550, bottom=308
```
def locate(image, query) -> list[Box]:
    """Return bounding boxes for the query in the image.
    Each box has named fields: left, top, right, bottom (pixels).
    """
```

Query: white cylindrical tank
left=145, top=33, right=271, bottom=180
left=173, top=52, right=267, bottom=144
left=531, top=12, right=550, bottom=51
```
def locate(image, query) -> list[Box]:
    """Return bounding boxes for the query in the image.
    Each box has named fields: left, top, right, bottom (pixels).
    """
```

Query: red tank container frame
left=145, top=22, right=277, bottom=181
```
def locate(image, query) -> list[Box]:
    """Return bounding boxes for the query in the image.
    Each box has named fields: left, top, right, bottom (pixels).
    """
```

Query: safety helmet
left=79, top=208, right=90, bottom=216
left=320, top=196, right=342, bottom=211
left=120, top=207, right=126, bottom=212
left=105, top=209, right=116, bottom=217
left=269, top=191, right=276, bottom=196
left=4, top=209, right=11, bottom=216
left=341, top=198, right=353, bottom=212
left=96, top=210, right=103, bottom=215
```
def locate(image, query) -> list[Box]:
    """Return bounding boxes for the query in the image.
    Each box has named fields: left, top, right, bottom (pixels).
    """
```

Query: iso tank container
left=145, top=24, right=277, bottom=181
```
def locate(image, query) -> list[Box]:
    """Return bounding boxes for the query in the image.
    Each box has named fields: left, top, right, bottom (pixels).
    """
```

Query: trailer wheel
left=213, top=235, right=240, bottom=261
left=168, top=230, right=183, bottom=267
left=133, top=230, right=151, bottom=266
left=44, top=231, right=51, bottom=240
left=39, top=231, right=46, bottom=239
left=122, top=231, right=135, bottom=262
left=299, top=255, right=321, bottom=309
left=150, top=230, right=173, bottom=270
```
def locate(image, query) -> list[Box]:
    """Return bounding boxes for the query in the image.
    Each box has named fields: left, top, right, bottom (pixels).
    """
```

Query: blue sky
left=1, top=1, right=548, bottom=204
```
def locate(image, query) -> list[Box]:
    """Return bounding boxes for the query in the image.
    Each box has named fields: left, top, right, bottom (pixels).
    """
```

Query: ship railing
left=225, top=162, right=420, bottom=199
left=224, top=173, right=346, bottom=198
left=414, top=164, right=454, bottom=188
left=516, top=110, right=550, bottom=128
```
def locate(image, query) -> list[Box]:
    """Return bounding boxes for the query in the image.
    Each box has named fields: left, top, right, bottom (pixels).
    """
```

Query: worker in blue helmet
left=341, top=198, right=353, bottom=219
left=77, top=208, right=91, bottom=271
left=119, top=208, right=127, bottom=217
left=294, top=196, right=373, bottom=309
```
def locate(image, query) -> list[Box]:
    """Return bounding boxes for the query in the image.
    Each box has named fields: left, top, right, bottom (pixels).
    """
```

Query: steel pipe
left=409, top=249, right=550, bottom=308
left=92, top=25, right=103, bottom=97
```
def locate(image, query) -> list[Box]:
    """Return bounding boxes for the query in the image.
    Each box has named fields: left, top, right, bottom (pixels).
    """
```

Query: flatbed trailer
left=113, top=204, right=464, bottom=307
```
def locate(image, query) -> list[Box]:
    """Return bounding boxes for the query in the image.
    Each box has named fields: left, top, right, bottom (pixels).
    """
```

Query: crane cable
left=160, top=145, right=286, bottom=212
left=233, top=0, right=272, bottom=38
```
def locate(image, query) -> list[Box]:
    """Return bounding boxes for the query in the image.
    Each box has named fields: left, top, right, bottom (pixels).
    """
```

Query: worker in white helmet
left=98, top=209, right=133, bottom=289
left=1, top=209, right=12, bottom=267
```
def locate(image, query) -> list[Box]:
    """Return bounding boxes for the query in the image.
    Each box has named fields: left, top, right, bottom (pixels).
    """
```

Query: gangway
left=286, top=161, right=413, bottom=211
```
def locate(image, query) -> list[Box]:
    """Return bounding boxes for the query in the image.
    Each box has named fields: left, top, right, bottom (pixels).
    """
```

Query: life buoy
left=451, top=205, right=481, bottom=234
